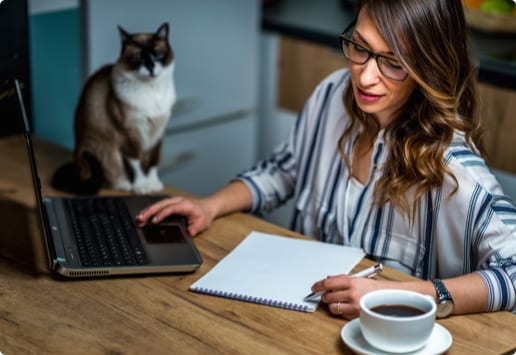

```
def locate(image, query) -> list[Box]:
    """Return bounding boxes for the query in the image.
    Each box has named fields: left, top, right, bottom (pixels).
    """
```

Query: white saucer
left=341, top=319, right=452, bottom=355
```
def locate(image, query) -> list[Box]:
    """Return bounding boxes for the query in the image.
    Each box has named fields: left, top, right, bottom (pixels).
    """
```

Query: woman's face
left=349, top=10, right=416, bottom=127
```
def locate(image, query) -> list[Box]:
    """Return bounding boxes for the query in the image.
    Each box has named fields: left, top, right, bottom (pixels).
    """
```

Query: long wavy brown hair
left=339, top=0, right=486, bottom=217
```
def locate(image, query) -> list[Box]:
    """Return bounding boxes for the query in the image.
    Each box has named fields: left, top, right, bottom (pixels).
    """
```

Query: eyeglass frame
left=339, top=20, right=409, bottom=82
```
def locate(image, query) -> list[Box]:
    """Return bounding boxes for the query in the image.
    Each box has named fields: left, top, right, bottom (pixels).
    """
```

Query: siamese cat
left=53, top=22, right=176, bottom=195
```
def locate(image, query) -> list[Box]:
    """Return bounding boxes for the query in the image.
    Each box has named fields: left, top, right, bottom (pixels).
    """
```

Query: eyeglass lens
left=341, top=37, right=407, bottom=81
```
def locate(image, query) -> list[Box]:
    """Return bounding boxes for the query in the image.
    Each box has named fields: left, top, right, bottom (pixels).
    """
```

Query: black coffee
left=371, top=304, right=426, bottom=317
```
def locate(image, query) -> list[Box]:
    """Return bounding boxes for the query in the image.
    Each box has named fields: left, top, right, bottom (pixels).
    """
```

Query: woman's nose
left=358, top=58, right=381, bottom=86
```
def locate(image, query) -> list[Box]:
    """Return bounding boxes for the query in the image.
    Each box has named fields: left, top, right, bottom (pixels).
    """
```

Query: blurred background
left=1, top=0, right=515, bottom=227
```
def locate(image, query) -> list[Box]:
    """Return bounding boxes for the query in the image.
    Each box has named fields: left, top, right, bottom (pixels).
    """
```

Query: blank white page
left=190, top=231, right=365, bottom=312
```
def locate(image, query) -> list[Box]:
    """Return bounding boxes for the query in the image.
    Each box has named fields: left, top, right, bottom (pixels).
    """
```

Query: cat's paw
left=111, top=180, right=133, bottom=191
left=132, top=177, right=164, bottom=194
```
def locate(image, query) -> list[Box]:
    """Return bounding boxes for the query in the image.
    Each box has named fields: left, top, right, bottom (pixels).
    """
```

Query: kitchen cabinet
left=278, top=36, right=345, bottom=112
left=479, top=83, right=516, bottom=174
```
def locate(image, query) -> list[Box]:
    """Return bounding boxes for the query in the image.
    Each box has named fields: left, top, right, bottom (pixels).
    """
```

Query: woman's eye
left=352, top=43, right=368, bottom=53
left=385, top=58, right=403, bottom=70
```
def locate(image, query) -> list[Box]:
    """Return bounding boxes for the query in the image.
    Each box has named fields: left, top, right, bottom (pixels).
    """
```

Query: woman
left=136, top=0, right=516, bottom=319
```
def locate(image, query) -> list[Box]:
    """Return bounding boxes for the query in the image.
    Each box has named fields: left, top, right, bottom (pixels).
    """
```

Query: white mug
left=359, top=289, right=437, bottom=353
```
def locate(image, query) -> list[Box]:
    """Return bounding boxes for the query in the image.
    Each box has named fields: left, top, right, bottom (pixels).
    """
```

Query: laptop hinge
left=41, top=198, right=68, bottom=267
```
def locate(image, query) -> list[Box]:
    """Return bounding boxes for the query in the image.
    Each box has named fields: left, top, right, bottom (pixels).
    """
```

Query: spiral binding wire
left=193, top=287, right=311, bottom=313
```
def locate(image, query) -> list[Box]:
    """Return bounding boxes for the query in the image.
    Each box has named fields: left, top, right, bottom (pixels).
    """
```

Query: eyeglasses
left=339, top=21, right=408, bottom=82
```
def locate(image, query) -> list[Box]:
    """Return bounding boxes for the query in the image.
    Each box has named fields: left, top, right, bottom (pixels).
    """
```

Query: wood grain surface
left=0, top=134, right=515, bottom=354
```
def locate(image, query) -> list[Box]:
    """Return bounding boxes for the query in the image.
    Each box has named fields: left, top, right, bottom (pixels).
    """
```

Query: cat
left=52, top=22, right=176, bottom=195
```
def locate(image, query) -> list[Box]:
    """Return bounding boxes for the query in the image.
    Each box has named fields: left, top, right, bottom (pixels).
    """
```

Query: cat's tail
left=51, top=151, right=104, bottom=195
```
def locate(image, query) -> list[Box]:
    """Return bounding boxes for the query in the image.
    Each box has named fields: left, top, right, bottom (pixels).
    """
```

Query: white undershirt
left=346, top=176, right=364, bottom=226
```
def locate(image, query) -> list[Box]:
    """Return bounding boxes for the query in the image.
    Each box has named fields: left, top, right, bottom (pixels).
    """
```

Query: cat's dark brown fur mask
left=117, top=22, right=174, bottom=78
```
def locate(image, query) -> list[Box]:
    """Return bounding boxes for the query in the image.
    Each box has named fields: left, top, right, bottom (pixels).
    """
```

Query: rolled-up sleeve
left=237, top=140, right=298, bottom=214
left=477, top=266, right=516, bottom=312
left=475, top=193, right=516, bottom=312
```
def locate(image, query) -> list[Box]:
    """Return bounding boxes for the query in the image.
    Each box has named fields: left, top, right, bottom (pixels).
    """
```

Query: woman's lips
left=356, top=87, right=383, bottom=103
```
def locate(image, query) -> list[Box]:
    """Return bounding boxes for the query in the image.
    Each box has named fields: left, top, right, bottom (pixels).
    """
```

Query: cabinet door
left=278, top=36, right=346, bottom=112
left=160, top=115, right=256, bottom=196
left=479, top=83, right=516, bottom=174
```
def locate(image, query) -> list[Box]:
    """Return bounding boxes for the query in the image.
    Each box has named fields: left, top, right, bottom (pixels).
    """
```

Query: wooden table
left=0, top=134, right=515, bottom=354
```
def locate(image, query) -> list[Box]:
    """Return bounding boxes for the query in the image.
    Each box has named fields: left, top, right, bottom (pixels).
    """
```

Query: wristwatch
left=431, top=279, right=454, bottom=318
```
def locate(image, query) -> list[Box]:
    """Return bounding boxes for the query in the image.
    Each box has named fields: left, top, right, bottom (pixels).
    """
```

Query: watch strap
left=431, top=279, right=453, bottom=303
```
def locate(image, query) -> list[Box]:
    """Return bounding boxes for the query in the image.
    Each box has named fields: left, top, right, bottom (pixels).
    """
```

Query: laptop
left=13, top=79, right=203, bottom=278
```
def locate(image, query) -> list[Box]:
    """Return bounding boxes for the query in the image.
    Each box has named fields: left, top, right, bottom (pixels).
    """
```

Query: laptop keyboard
left=65, top=197, right=148, bottom=267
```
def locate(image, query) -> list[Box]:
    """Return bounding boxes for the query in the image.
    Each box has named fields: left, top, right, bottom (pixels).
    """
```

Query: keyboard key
left=65, top=197, right=148, bottom=267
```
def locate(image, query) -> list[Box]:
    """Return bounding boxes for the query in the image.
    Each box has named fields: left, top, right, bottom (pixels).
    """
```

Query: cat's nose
left=144, top=57, right=155, bottom=76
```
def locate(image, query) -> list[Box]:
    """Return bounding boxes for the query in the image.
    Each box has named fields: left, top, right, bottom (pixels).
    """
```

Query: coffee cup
left=359, top=289, right=436, bottom=353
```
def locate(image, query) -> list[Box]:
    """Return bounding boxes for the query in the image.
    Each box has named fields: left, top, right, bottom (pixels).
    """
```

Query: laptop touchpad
left=142, top=225, right=186, bottom=244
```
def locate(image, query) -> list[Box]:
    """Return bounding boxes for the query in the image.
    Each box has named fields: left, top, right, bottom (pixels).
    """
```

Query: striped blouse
left=237, top=69, right=516, bottom=312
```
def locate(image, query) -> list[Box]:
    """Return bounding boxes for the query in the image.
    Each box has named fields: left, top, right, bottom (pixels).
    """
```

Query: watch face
left=437, top=301, right=454, bottom=318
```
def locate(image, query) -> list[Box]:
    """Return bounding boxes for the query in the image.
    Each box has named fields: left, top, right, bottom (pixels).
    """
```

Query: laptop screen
left=15, top=79, right=46, bottom=211
left=14, top=79, right=57, bottom=269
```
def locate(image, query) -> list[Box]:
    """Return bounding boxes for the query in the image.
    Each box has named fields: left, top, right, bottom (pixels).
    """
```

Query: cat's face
left=117, top=23, right=174, bottom=80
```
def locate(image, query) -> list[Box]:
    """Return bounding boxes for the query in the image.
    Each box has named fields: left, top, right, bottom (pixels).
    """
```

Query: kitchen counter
left=262, top=0, right=516, bottom=90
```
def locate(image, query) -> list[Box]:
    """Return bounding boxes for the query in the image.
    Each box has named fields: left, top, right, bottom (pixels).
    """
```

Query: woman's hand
left=310, top=275, right=385, bottom=320
left=135, top=181, right=254, bottom=237
left=135, top=196, right=215, bottom=237
left=312, top=272, right=490, bottom=319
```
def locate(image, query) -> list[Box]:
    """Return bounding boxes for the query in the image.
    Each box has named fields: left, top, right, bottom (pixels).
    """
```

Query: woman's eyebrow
left=353, top=30, right=369, bottom=45
left=354, top=29, right=396, bottom=57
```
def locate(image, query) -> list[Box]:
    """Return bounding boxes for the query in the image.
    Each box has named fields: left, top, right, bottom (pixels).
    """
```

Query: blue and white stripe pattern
left=237, top=69, right=516, bottom=312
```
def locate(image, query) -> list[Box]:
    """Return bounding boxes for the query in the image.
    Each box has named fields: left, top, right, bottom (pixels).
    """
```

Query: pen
left=304, top=263, right=383, bottom=301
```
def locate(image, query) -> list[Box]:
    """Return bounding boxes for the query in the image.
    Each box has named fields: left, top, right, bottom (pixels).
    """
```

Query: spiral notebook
left=189, top=231, right=365, bottom=312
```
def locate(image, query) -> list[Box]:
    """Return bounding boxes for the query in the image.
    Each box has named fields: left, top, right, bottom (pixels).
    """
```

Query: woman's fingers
left=135, top=196, right=190, bottom=226
left=329, top=300, right=359, bottom=319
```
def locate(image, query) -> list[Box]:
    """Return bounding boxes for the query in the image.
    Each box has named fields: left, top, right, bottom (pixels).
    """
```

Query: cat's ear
left=117, top=25, right=131, bottom=43
left=155, top=23, right=169, bottom=40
